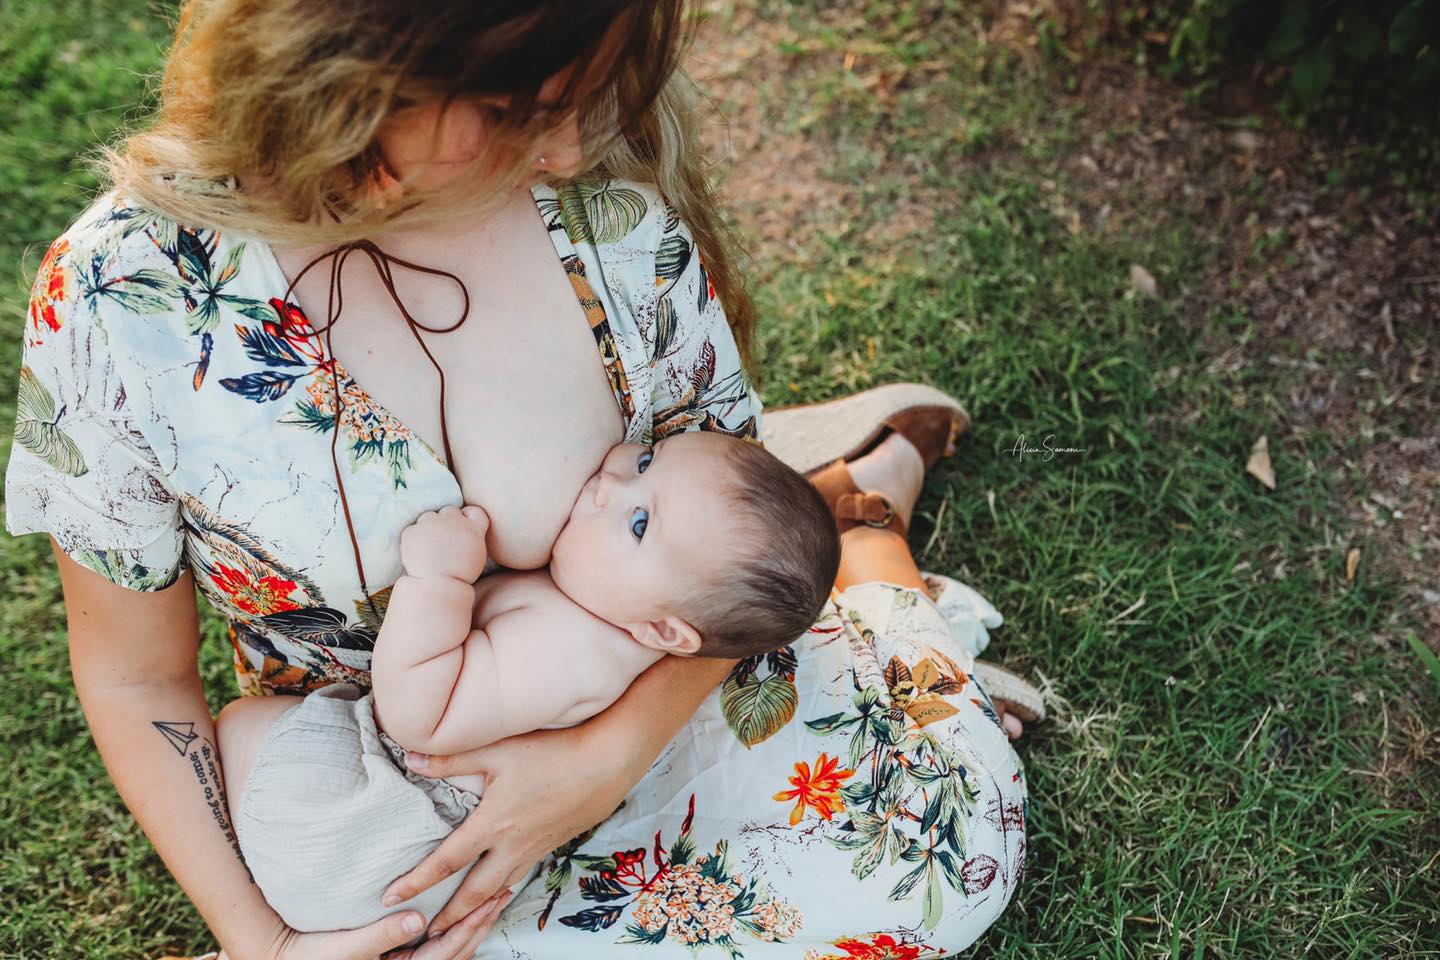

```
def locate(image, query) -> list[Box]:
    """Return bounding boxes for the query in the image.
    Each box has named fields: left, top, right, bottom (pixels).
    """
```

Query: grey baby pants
left=234, top=683, right=481, bottom=932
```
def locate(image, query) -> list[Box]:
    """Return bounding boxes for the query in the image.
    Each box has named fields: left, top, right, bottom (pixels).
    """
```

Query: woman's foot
left=843, top=437, right=1028, bottom=741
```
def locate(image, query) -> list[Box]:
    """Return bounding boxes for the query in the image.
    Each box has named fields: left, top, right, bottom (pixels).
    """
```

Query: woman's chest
left=270, top=198, right=623, bottom=568
left=92, top=194, right=638, bottom=692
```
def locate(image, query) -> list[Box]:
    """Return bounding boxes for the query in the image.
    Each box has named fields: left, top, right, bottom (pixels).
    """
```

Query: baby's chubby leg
left=215, top=695, right=305, bottom=818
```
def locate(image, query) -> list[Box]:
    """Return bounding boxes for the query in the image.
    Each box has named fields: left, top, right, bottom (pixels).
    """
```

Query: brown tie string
left=279, top=241, right=471, bottom=620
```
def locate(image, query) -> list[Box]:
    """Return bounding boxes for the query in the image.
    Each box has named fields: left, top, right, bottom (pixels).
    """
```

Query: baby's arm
left=371, top=505, right=495, bottom=751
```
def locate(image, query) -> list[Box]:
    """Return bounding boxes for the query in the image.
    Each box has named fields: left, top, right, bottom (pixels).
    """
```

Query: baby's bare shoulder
left=478, top=570, right=625, bottom=648
left=477, top=571, right=643, bottom=714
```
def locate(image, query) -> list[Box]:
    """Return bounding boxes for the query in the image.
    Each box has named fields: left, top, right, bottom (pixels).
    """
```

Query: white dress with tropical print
left=6, top=178, right=1027, bottom=958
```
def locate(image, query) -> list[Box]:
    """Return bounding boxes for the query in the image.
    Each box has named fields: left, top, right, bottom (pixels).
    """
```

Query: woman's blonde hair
left=105, top=0, right=756, bottom=365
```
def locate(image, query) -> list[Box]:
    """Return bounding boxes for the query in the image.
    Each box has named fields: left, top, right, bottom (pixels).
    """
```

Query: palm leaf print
left=558, top=181, right=649, bottom=245
left=583, top=182, right=648, bottom=243
left=73, top=547, right=178, bottom=591
left=721, top=671, right=798, bottom=748
left=653, top=296, right=678, bottom=359
left=221, top=370, right=304, bottom=402
left=97, top=268, right=189, bottom=315
left=354, top=585, right=392, bottom=634
left=174, top=228, right=213, bottom=285
left=235, top=323, right=307, bottom=367
left=180, top=494, right=324, bottom=602
left=14, top=366, right=88, bottom=477
left=556, top=183, right=595, bottom=245
left=260, top=607, right=374, bottom=650
left=655, top=233, right=692, bottom=283
left=535, top=193, right=562, bottom=230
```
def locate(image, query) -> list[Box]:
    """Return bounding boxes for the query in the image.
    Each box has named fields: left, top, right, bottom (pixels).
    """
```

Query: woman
left=7, top=2, right=1033, bottom=958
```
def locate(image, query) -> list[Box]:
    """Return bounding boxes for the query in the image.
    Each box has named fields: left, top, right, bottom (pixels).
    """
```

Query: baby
left=216, top=431, right=841, bottom=934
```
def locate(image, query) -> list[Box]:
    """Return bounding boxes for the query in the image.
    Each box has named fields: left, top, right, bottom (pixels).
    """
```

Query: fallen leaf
left=1130, top=264, right=1158, bottom=299
left=1227, top=130, right=1261, bottom=152
left=1246, top=435, right=1276, bottom=490
left=1345, top=547, right=1361, bottom=582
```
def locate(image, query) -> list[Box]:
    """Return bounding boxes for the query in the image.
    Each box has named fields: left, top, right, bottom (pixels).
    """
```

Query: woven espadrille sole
left=761, top=383, right=970, bottom=477
left=972, top=662, right=1046, bottom=722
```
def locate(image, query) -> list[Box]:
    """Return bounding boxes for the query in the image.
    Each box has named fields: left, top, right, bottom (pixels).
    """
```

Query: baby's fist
left=399, top=505, right=490, bottom=581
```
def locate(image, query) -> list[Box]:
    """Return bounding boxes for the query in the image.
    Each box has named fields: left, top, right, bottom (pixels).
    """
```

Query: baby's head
left=550, top=432, right=841, bottom=658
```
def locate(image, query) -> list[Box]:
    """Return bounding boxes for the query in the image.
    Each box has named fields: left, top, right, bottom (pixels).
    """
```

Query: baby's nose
left=594, top=470, right=621, bottom=508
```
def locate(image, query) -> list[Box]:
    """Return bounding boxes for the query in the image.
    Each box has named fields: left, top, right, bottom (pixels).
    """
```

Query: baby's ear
left=629, top=616, right=702, bottom=656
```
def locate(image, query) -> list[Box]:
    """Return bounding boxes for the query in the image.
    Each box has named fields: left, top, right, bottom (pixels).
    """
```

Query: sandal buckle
left=862, top=500, right=895, bottom=529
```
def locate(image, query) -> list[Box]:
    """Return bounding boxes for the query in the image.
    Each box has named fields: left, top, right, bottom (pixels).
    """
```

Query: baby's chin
left=547, top=529, right=592, bottom=601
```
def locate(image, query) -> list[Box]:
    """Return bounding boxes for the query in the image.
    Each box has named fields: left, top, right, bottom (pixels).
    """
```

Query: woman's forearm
left=75, top=671, right=289, bottom=960
left=587, top=654, right=736, bottom=778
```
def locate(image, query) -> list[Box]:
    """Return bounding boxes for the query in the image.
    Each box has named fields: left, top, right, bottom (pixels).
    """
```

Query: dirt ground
left=1048, top=61, right=1439, bottom=642
left=687, top=0, right=1438, bottom=645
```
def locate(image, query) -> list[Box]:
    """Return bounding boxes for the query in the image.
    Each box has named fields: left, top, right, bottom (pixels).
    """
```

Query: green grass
left=3, top=1, right=1436, bottom=958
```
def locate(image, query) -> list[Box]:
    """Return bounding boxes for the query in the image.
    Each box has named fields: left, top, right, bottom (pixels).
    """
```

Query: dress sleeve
left=5, top=234, right=185, bottom=591
left=648, top=201, right=763, bottom=443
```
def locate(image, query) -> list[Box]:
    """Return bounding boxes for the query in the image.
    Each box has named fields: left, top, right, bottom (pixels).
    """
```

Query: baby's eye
left=629, top=507, right=649, bottom=541
left=637, top=448, right=654, bottom=474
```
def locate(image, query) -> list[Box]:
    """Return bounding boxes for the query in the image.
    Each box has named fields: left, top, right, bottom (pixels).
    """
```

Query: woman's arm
left=386, top=650, right=736, bottom=933
left=53, top=544, right=488, bottom=960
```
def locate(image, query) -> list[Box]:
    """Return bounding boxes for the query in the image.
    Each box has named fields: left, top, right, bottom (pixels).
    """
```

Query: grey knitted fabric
left=235, top=684, right=479, bottom=933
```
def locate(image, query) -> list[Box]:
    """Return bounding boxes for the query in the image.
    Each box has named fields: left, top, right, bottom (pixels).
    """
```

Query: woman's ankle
left=834, top=525, right=927, bottom=593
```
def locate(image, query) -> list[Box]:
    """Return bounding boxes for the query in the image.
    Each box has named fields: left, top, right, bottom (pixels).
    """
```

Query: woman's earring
left=536, top=155, right=549, bottom=168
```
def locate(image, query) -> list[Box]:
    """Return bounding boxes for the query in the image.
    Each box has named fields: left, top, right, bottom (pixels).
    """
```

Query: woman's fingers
left=303, top=910, right=425, bottom=959
left=503, top=861, right=537, bottom=888
left=383, top=820, right=488, bottom=906
left=453, top=891, right=515, bottom=960
left=418, top=893, right=512, bottom=960
left=428, top=855, right=516, bottom=933
left=404, top=745, right=486, bottom=781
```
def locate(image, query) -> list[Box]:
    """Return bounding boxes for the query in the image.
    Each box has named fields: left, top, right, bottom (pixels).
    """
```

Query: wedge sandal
left=761, top=382, right=969, bottom=477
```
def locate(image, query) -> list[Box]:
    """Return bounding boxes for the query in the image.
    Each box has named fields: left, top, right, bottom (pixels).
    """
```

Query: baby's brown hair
left=689, top=439, right=841, bottom=659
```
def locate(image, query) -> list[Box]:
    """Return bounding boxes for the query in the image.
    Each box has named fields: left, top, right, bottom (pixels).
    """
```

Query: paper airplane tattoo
left=153, top=720, right=199, bottom=757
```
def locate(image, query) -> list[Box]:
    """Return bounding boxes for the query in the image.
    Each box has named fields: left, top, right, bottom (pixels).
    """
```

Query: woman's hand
left=381, top=653, right=736, bottom=936
left=381, top=722, right=635, bottom=935
left=264, top=895, right=512, bottom=960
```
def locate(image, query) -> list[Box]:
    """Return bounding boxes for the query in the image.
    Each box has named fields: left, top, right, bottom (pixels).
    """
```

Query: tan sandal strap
left=808, top=458, right=861, bottom=516
left=835, top=492, right=895, bottom=528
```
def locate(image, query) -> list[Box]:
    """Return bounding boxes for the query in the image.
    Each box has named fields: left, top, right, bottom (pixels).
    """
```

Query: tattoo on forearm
left=153, top=720, right=250, bottom=877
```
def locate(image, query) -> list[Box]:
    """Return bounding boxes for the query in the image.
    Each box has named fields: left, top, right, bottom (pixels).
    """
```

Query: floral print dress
left=6, top=178, right=1027, bottom=957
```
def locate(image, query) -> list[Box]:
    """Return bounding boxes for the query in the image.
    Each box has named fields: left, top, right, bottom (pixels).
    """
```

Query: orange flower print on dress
left=210, top=563, right=302, bottom=617
left=27, top=238, right=72, bottom=347
left=804, top=933, right=942, bottom=960
left=774, top=752, right=855, bottom=825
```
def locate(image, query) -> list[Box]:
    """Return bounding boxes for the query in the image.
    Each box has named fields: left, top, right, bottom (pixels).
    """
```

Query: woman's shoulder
left=533, top=176, right=682, bottom=256
left=45, top=187, right=208, bottom=269
left=27, top=187, right=274, bottom=357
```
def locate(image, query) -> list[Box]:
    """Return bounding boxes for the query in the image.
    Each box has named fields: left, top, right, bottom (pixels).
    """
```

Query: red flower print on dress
left=803, top=933, right=943, bottom=960
left=27, top=238, right=72, bottom=346
left=774, top=752, right=855, bottom=825
left=210, top=563, right=302, bottom=616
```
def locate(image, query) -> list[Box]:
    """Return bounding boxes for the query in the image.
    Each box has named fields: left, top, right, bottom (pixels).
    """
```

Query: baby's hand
left=400, top=505, right=490, bottom=582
